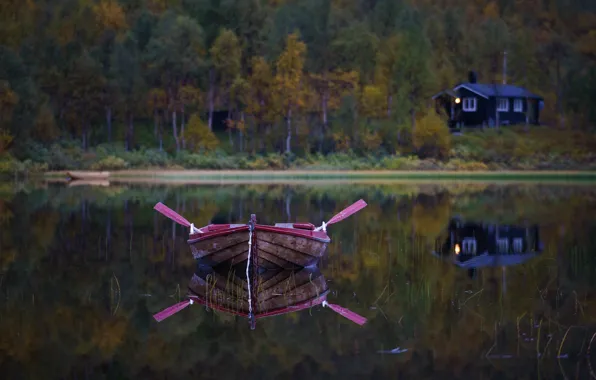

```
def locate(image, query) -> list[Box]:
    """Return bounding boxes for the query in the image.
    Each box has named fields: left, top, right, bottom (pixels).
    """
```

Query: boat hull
left=67, top=171, right=110, bottom=180
left=188, top=223, right=330, bottom=268
left=187, top=266, right=329, bottom=317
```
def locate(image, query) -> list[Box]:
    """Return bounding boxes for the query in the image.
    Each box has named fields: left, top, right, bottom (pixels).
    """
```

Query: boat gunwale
left=186, top=290, right=330, bottom=319
left=188, top=224, right=331, bottom=244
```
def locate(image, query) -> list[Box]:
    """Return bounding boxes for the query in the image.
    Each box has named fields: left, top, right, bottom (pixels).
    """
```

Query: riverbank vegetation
left=1, top=0, right=595, bottom=173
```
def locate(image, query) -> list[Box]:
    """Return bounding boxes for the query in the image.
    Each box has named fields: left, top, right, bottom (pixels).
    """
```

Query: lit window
left=462, top=97, right=477, bottom=112
left=497, top=98, right=509, bottom=112
left=514, top=99, right=523, bottom=112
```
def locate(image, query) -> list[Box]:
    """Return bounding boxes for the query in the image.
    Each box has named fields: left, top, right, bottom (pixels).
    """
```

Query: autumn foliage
left=0, top=0, right=594, bottom=162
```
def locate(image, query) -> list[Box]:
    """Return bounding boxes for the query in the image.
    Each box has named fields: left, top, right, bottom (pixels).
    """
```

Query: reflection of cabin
left=433, top=217, right=543, bottom=269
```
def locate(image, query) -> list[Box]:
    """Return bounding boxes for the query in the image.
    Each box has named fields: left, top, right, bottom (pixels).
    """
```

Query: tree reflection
left=0, top=182, right=596, bottom=378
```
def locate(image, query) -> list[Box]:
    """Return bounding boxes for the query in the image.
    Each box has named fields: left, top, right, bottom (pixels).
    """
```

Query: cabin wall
left=457, top=88, right=489, bottom=127
left=492, top=97, right=530, bottom=125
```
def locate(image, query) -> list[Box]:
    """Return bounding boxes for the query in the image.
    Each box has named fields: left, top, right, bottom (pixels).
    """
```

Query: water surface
left=1, top=180, right=596, bottom=379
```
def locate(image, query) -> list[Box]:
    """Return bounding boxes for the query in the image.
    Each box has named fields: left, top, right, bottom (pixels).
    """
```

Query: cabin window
left=513, top=238, right=523, bottom=252
left=497, top=98, right=509, bottom=112
left=462, top=238, right=477, bottom=254
left=514, top=99, right=523, bottom=112
left=462, top=97, right=477, bottom=112
left=497, top=238, right=509, bottom=253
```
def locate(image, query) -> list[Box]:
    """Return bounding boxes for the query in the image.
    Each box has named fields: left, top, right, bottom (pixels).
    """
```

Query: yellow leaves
left=211, top=29, right=242, bottom=81
left=93, top=0, right=127, bottom=33
left=332, top=131, right=351, bottom=152
left=0, top=81, right=19, bottom=126
left=147, top=88, right=167, bottom=110
left=273, top=33, right=307, bottom=114
left=360, top=130, right=382, bottom=152
left=183, top=113, right=219, bottom=153
left=413, top=110, right=451, bottom=159
left=0, top=0, right=36, bottom=48
left=359, top=85, right=386, bottom=119
left=0, top=129, right=13, bottom=154
left=577, top=30, right=596, bottom=59
left=91, top=317, right=127, bottom=357
left=483, top=1, right=500, bottom=20
left=178, top=85, right=201, bottom=108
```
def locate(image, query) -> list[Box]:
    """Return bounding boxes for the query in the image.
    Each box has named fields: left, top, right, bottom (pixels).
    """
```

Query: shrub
left=184, top=114, right=220, bottom=153
left=413, top=111, right=451, bottom=159
left=90, top=156, right=128, bottom=170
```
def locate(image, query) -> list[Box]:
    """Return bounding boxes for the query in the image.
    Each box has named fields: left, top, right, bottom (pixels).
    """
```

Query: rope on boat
left=314, top=221, right=327, bottom=232
left=246, top=223, right=254, bottom=318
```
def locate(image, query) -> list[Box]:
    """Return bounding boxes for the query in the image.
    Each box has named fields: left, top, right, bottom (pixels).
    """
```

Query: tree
left=273, top=32, right=306, bottom=154
left=184, top=113, right=219, bottom=154
left=210, top=29, right=242, bottom=134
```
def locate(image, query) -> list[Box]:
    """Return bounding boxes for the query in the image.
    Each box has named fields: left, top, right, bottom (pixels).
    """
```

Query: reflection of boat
left=153, top=199, right=366, bottom=268
left=432, top=217, right=543, bottom=269
left=152, top=263, right=367, bottom=329
left=67, top=171, right=110, bottom=180
left=67, top=179, right=111, bottom=187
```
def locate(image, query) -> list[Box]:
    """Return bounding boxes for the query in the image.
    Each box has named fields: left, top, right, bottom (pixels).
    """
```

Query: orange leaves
left=178, top=85, right=201, bottom=109
left=147, top=88, right=167, bottom=111
left=0, top=81, right=19, bottom=126
left=482, top=1, right=499, bottom=20
left=93, top=0, right=127, bottom=33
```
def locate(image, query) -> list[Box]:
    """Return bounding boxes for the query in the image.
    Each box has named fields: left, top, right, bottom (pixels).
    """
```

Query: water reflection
left=433, top=217, right=544, bottom=271
left=1, top=181, right=596, bottom=379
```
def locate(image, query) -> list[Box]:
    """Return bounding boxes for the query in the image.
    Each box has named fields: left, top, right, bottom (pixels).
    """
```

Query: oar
left=315, top=199, right=367, bottom=232
left=154, top=202, right=201, bottom=233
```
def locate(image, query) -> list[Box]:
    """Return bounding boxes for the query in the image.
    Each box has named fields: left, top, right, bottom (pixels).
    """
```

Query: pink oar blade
left=326, top=302, right=367, bottom=326
left=326, top=199, right=367, bottom=226
left=154, top=202, right=191, bottom=228
left=153, top=300, right=192, bottom=322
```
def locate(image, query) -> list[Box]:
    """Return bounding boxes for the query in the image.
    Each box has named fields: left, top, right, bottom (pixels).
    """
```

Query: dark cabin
left=432, top=72, right=544, bottom=129
left=432, top=217, right=543, bottom=269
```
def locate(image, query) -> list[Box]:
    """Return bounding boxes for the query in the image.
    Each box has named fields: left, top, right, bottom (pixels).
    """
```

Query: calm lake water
left=2, top=179, right=596, bottom=379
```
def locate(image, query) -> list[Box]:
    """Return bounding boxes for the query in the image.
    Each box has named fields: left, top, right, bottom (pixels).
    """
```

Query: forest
left=1, top=0, right=596, bottom=171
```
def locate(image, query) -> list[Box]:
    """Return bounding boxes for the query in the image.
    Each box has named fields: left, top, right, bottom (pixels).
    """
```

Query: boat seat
left=274, top=223, right=315, bottom=230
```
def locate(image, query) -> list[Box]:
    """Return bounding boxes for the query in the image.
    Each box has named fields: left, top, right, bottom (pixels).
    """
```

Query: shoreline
left=42, top=169, right=596, bottom=183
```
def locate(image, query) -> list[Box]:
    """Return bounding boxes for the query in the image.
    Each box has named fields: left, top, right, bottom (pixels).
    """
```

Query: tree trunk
left=127, top=112, right=134, bottom=151
left=285, top=108, right=292, bottom=154
left=106, top=106, right=112, bottom=143
left=81, top=120, right=87, bottom=151
left=228, top=109, right=233, bottom=147
left=208, top=69, right=215, bottom=131
left=387, top=94, right=392, bottom=118
left=239, top=111, right=244, bottom=152
left=556, top=58, right=565, bottom=129
left=172, top=110, right=179, bottom=152
left=181, top=108, right=186, bottom=150
left=154, top=109, right=158, bottom=137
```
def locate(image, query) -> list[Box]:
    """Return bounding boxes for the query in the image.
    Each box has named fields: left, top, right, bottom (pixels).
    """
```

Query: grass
left=44, top=169, right=596, bottom=183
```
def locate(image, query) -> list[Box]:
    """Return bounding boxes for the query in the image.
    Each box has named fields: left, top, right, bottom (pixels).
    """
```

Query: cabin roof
left=453, top=83, right=543, bottom=99
left=431, top=89, right=458, bottom=99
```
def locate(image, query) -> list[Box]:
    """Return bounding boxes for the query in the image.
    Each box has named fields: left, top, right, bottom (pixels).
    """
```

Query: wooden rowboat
left=67, top=171, right=110, bottom=180
left=154, top=199, right=367, bottom=268
left=153, top=263, right=367, bottom=329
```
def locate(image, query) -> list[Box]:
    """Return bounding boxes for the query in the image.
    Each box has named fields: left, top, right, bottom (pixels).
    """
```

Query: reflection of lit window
left=497, top=238, right=509, bottom=253
left=513, top=238, right=523, bottom=252
left=462, top=238, right=477, bottom=254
